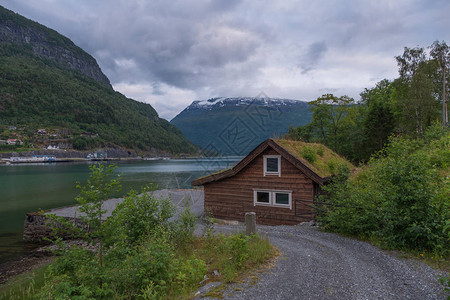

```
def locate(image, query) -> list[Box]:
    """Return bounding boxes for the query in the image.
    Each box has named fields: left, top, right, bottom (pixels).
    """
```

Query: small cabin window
left=275, top=192, right=290, bottom=205
left=256, top=191, right=270, bottom=204
left=263, top=155, right=281, bottom=176
left=253, top=189, right=292, bottom=209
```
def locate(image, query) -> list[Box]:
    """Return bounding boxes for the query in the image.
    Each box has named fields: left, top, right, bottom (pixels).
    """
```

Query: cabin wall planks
left=203, top=148, right=316, bottom=225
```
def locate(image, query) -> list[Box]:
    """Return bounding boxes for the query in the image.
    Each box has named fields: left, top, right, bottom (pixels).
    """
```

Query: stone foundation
left=23, top=213, right=88, bottom=243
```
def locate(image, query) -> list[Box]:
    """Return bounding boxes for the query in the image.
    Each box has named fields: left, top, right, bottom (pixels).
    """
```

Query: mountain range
left=171, top=97, right=312, bottom=155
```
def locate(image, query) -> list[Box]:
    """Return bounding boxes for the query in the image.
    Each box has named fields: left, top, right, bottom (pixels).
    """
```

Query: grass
left=182, top=233, right=277, bottom=283
left=392, top=250, right=449, bottom=273
left=190, top=233, right=278, bottom=298
left=274, top=139, right=355, bottom=177
left=0, top=265, right=49, bottom=300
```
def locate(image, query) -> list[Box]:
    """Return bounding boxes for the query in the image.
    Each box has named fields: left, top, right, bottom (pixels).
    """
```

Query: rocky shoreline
left=0, top=248, right=54, bottom=285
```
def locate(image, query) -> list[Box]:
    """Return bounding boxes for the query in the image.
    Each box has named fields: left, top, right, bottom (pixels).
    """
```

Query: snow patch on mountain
left=188, top=97, right=307, bottom=110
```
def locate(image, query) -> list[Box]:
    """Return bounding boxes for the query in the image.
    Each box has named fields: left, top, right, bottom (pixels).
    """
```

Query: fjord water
left=0, top=157, right=240, bottom=264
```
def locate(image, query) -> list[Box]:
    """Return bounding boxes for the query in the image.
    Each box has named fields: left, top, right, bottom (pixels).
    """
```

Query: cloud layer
left=3, top=0, right=450, bottom=119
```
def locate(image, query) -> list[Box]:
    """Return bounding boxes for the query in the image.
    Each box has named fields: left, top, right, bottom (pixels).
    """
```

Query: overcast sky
left=3, top=0, right=450, bottom=120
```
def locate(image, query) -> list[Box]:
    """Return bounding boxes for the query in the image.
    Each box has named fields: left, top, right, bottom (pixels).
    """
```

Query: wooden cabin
left=192, top=138, right=354, bottom=225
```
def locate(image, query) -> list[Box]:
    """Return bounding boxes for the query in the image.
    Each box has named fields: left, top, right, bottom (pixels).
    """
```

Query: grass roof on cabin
left=193, top=167, right=232, bottom=181
left=273, top=139, right=355, bottom=178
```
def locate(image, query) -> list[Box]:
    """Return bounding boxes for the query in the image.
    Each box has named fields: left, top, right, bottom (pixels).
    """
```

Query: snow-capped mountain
left=187, top=97, right=306, bottom=110
left=171, top=97, right=312, bottom=156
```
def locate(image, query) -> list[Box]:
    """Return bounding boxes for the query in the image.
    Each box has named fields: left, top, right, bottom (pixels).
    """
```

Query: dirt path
left=211, top=224, right=448, bottom=300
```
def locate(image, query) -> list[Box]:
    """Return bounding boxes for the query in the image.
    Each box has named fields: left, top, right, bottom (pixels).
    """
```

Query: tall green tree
left=395, top=46, right=427, bottom=80
left=361, top=79, right=396, bottom=154
left=395, top=46, right=441, bottom=135
left=430, top=40, right=450, bottom=126
left=299, top=94, right=366, bottom=162
left=309, top=94, right=355, bottom=150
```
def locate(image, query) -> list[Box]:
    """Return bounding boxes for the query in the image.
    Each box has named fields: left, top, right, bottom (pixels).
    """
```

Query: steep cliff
left=0, top=6, right=111, bottom=88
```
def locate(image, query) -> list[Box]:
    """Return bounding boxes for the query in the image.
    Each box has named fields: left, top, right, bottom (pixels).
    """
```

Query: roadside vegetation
left=0, top=165, right=275, bottom=299
left=317, top=125, right=449, bottom=254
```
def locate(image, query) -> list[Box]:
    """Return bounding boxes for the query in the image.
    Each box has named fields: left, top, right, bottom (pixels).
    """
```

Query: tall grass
left=0, top=265, right=48, bottom=300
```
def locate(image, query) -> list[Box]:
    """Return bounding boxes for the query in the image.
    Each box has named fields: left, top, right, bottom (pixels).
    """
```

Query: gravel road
left=209, top=224, right=448, bottom=300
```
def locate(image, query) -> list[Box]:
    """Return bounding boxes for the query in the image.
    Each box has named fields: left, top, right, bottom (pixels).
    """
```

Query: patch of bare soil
left=0, top=253, right=54, bottom=285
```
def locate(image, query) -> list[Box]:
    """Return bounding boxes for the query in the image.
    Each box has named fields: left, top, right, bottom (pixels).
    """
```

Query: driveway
left=209, top=224, right=448, bottom=300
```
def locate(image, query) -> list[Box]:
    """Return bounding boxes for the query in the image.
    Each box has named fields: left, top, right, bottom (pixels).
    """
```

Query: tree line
left=286, top=41, right=449, bottom=163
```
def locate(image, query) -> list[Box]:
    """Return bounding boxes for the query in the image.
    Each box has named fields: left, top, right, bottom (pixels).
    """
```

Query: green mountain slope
left=0, top=6, right=197, bottom=155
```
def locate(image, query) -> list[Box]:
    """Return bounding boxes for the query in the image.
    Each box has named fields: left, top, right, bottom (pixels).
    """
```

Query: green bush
left=302, top=146, right=317, bottom=163
left=227, top=234, right=250, bottom=268
left=173, top=203, right=198, bottom=248
left=172, top=258, right=207, bottom=292
left=107, top=231, right=175, bottom=298
left=317, top=146, right=325, bottom=156
left=105, top=186, right=175, bottom=247
left=319, top=127, right=450, bottom=255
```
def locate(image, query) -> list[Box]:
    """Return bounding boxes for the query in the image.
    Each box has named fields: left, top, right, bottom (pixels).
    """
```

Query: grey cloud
left=151, top=82, right=165, bottom=96
left=67, top=0, right=264, bottom=91
left=3, top=0, right=450, bottom=119
left=299, top=41, right=328, bottom=74
left=319, top=87, right=338, bottom=93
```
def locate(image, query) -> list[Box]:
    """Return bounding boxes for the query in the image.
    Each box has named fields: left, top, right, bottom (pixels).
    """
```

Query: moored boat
left=9, top=155, right=56, bottom=163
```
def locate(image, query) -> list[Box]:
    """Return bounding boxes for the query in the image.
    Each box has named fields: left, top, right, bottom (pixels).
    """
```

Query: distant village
left=0, top=125, right=97, bottom=150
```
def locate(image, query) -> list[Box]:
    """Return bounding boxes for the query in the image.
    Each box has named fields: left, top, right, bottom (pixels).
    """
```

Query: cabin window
left=275, top=192, right=290, bottom=205
left=256, top=191, right=270, bottom=204
left=253, top=189, right=292, bottom=209
left=263, top=155, right=281, bottom=176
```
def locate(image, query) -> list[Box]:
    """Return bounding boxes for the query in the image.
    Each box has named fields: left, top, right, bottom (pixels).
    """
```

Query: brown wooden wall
left=204, top=147, right=316, bottom=225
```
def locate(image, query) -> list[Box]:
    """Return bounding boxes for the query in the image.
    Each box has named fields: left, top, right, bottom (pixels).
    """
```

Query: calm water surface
left=0, top=157, right=240, bottom=264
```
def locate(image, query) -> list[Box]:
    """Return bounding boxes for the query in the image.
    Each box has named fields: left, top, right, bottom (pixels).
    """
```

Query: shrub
left=302, top=146, right=317, bottom=163
left=319, top=129, right=450, bottom=255
left=227, top=234, right=250, bottom=269
left=172, top=258, right=207, bottom=292
left=173, top=202, right=197, bottom=248
left=317, top=146, right=325, bottom=156
left=104, top=186, right=175, bottom=247
left=107, top=230, right=175, bottom=298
